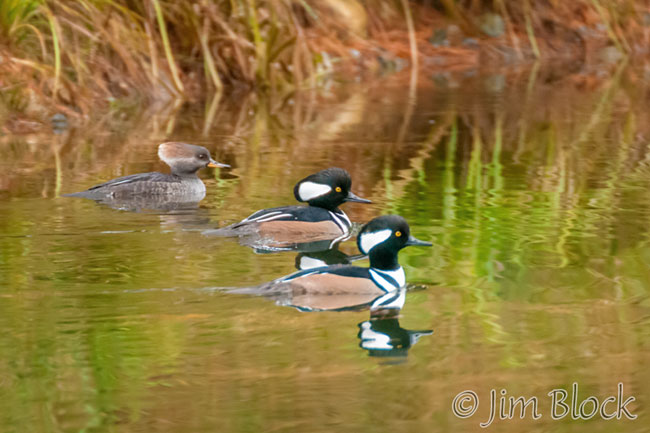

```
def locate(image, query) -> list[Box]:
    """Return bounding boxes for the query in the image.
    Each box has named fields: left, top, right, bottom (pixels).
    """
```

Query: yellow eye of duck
left=335, top=187, right=342, bottom=193
left=395, top=231, right=402, bottom=237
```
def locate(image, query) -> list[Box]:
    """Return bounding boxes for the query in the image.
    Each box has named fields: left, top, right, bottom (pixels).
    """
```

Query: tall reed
left=0, top=0, right=645, bottom=114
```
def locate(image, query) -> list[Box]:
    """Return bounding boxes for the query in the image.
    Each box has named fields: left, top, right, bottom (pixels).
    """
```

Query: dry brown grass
left=0, top=0, right=647, bottom=119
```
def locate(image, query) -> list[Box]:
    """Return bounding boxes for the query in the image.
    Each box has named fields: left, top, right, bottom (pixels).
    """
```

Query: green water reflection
left=1, top=67, right=649, bottom=432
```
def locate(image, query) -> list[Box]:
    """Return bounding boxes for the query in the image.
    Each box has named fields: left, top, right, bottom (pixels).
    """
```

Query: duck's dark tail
left=208, top=282, right=285, bottom=296
left=201, top=227, right=234, bottom=237
left=62, top=191, right=94, bottom=198
left=202, top=223, right=256, bottom=237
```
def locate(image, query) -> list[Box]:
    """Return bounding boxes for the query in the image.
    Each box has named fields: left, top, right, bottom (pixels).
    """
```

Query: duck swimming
left=64, top=142, right=229, bottom=202
left=227, top=215, right=432, bottom=312
left=207, top=167, right=370, bottom=245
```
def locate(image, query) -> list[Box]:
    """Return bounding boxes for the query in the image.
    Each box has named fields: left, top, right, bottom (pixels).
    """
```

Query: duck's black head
left=293, top=167, right=371, bottom=211
left=158, top=142, right=229, bottom=176
left=357, top=215, right=432, bottom=270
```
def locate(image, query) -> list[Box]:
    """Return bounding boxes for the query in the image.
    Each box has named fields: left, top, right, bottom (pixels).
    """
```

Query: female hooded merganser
left=65, top=142, right=229, bottom=201
left=207, top=167, right=371, bottom=245
left=228, top=215, right=432, bottom=312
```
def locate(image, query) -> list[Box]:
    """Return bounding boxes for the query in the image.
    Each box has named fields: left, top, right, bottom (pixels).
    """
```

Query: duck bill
left=344, top=191, right=371, bottom=203
left=207, top=159, right=230, bottom=168
left=405, top=235, right=432, bottom=247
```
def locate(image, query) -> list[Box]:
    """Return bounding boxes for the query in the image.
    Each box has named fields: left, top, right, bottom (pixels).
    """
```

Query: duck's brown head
left=158, top=142, right=229, bottom=176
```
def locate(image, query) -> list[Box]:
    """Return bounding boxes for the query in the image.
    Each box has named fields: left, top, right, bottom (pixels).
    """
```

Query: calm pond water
left=1, top=66, right=650, bottom=433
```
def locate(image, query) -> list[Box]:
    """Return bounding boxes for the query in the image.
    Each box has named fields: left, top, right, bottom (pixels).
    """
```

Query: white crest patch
left=359, top=229, right=392, bottom=254
left=298, top=182, right=332, bottom=201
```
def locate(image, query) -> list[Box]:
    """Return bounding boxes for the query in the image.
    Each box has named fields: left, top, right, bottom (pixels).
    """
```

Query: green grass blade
left=151, top=0, right=184, bottom=94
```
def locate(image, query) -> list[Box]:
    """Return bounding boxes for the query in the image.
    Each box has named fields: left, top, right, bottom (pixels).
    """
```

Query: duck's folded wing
left=84, top=172, right=175, bottom=191
left=231, top=265, right=376, bottom=295
left=205, top=206, right=335, bottom=238
left=64, top=172, right=175, bottom=197
left=231, top=206, right=332, bottom=228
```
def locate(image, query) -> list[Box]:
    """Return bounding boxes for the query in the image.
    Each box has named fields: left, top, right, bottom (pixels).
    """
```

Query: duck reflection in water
left=294, top=246, right=366, bottom=271
left=358, top=311, right=433, bottom=359
left=246, top=236, right=367, bottom=271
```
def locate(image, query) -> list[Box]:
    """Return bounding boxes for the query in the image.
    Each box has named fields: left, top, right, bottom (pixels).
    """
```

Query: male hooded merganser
left=207, top=168, right=370, bottom=244
left=228, top=215, right=432, bottom=312
left=64, top=142, right=229, bottom=201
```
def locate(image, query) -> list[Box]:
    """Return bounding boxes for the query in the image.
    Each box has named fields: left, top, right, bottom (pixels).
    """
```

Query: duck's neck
left=368, top=249, right=400, bottom=271
left=308, top=202, right=341, bottom=212
left=170, top=168, right=200, bottom=178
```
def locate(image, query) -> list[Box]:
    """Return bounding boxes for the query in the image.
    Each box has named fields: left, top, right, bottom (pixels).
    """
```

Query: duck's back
left=211, top=205, right=348, bottom=239
left=65, top=172, right=205, bottom=199
left=232, top=265, right=381, bottom=296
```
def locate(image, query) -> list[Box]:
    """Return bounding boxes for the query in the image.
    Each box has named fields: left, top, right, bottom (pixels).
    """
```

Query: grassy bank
left=0, top=0, right=648, bottom=118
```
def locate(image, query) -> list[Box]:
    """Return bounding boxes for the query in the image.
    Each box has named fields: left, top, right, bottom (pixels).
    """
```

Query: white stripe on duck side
left=369, top=267, right=406, bottom=292
left=280, top=270, right=318, bottom=283
left=327, top=231, right=352, bottom=249
left=328, top=210, right=351, bottom=234
left=241, top=211, right=295, bottom=223
left=253, top=213, right=294, bottom=223
left=242, top=210, right=282, bottom=222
